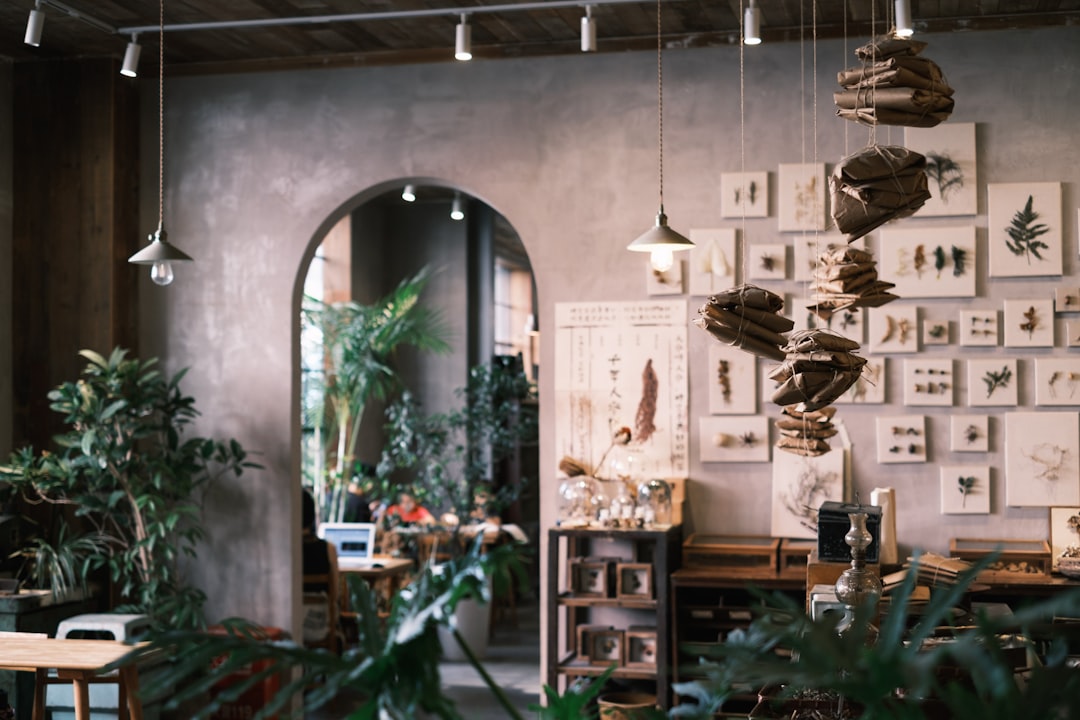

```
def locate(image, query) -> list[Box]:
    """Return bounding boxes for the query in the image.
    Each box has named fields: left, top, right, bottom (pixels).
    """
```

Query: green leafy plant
left=1004, top=194, right=1050, bottom=264
left=957, top=476, right=976, bottom=508
left=531, top=665, right=617, bottom=720
left=982, top=364, right=1012, bottom=399
left=0, top=348, right=256, bottom=630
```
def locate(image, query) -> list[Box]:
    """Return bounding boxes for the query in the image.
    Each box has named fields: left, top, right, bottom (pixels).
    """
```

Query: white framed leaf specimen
left=904, top=122, right=977, bottom=217
left=687, top=228, right=737, bottom=297
left=644, top=259, right=684, bottom=295
left=958, top=310, right=999, bottom=347
left=903, top=358, right=953, bottom=407
left=834, top=356, right=886, bottom=404
left=1068, top=322, right=1080, bottom=349
left=1035, top=357, right=1080, bottom=407
left=1049, top=506, right=1080, bottom=570
left=1003, top=298, right=1054, bottom=348
left=721, top=171, right=769, bottom=218
left=950, top=414, right=989, bottom=453
left=868, top=305, right=919, bottom=354
left=747, top=243, right=787, bottom=281
left=878, top=226, right=976, bottom=298
left=987, top=182, right=1063, bottom=278
left=699, top=415, right=770, bottom=463
left=966, top=358, right=1019, bottom=408
left=922, top=318, right=950, bottom=346
left=778, top=163, right=828, bottom=232
left=1055, top=286, right=1080, bottom=313
left=707, top=343, right=758, bottom=415
left=1004, top=411, right=1080, bottom=507
left=940, top=464, right=991, bottom=515
left=876, top=415, right=927, bottom=464
left=771, top=447, right=845, bottom=538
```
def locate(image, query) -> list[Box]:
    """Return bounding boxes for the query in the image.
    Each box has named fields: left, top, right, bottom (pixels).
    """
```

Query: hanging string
left=156, top=0, right=165, bottom=233
left=842, top=0, right=849, bottom=155
left=812, top=0, right=818, bottom=239
left=739, top=0, right=747, bottom=275
left=656, top=0, right=664, bottom=210
left=868, top=0, right=877, bottom=148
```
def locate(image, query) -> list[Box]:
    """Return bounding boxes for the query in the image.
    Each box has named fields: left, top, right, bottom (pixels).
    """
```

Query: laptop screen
left=319, top=522, right=376, bottom=561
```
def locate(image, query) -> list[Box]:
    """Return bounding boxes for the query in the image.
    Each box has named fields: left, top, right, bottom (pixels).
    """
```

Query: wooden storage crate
left=615, top=562, right=654, bottom=600
left=576, top=624, right=623, bottom=665
left=949, top=538, right=1052, bottom=581
left=779, top=538, right=817, bottom=578
left=624, top=626, right=658, bottom=668
left=568, top=557, right=615, bottom=597
left=682, top=534, right=779, bottom=574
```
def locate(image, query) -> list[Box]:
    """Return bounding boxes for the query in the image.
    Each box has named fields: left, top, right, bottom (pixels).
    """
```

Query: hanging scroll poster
left=555, top=301, right=689, bottom=478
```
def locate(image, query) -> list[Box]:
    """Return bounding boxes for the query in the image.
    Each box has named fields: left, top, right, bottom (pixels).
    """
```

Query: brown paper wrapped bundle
left=776, top=435, right=831, bottom=456
left=770, top=329, right=865, bottom=411
left=807, top=243, right=899, bottom=319
left=830, top=145, right=930, bottom=242
left=694, top=284, right=794, bottom=361
left=774, top=403, right=839, bottom=456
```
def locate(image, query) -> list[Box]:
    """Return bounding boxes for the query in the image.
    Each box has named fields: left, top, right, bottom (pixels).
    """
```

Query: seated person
left=301, top=490, right=339, bottom=649
left=383, top=491, right=435, bottom=527
left=343, top=478, right=375, bottom=523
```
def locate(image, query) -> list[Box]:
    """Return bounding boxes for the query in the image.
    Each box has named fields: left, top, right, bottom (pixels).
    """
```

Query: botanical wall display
left=698, top=415, right=770, bottom=463
left=921, top=317, right=950, bottom=345
left=746, top=242, right=787, bottom=281
left=966, top=358, right=1019, bottom=408
left=707, top=343, right=758, bottom=415
left=1002, top=298, right=1055, bottom=348
left=868, top=304, right=919, bottom=354
left=939, top=464, right=991, bottom=514
left=958, top=309, right=999, bottom=347
left=833, top=356, right=886, bottom=404
left=876, top=414, right=927, bottom=464
left=1004, top=411, right=1080, bottom=507
left=1067, top=322, right=1080, bottom=348
left=770, top=444, right=845, bottom=538
left=878, top=226, right=976, bottom=297
left=644, top=258, right=684, bottom=295
left=778, top=162, right=828, bottom=232
left=687, top=228, right=737, bottom=297
left=902, top=358, right=953, bottom=407
left=950, top=414, right=989, bottom=453
left=987, top=181, right=1063, bottom=277
left=720, top=171, right=769, bottom=218
left=1049, top=506, right=1080, bottom=570
left=1034, top=357, right=1080, bottom=406
left=904, top=122, right=978, bottom=216
left=1055, top=286, right=1080, bottom=313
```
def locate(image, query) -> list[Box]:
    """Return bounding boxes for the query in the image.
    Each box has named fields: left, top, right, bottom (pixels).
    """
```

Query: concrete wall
left=133, top=27, right=1080, bottom=635
left=0, top=61, right=11, bottom=461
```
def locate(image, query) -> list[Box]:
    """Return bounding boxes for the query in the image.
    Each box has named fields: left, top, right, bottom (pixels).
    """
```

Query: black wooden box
left=816, top=502, right=881, bottom=563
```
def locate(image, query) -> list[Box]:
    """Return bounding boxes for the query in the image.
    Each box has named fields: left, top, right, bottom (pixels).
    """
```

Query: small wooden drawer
left=949, top=538, right=1052, bottom=580
left=615, top=562, right=654, bottom=600
left=568, top=557, right=614, bottom=597
left=577, top=624, right=623, bottom=665
left=779, top=538, right=817, bottom=578
left=682, top=534, right=780, bottom=574
left=625, top=626, right=658, bottom=668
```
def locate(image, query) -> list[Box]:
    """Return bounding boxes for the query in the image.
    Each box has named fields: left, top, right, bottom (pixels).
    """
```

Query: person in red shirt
left=383, top=491, right=435, bottom=526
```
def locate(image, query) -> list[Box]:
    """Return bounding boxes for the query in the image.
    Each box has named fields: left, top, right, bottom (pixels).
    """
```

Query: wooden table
left=0, top=636, right=146, bottom=720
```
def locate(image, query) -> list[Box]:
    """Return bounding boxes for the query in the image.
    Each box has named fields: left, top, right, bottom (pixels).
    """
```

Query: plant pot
left=754, top=685, right=861, bottom=719
left=597, top=692, right=657, bottom=720
left=437, top=593, right=492, bottom=661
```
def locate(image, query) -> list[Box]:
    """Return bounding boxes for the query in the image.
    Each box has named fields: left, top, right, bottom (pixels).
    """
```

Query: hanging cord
left=156, top=0, right=165, bottom=234
left=868, top=0, right=877, bottom=148
left=811, top=0, right=818, bottom=241
left=842, top=0, right=848, bottom=155
left=656, top=0, right=664, bottom=211
left=739, top=0, right=746, bottom=274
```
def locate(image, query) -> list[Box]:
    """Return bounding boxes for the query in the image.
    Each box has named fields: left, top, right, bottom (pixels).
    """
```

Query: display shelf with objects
left=545, top=525, right=681, bottom=708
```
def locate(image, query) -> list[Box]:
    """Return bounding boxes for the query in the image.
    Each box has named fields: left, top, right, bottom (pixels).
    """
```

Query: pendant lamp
left=627, top=0, right=693, bottom=272
left=129, top=0, right=192, bottom=286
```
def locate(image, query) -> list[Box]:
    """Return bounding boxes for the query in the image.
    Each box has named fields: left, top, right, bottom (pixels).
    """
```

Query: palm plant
left=301, top=267, right=450, bottom=522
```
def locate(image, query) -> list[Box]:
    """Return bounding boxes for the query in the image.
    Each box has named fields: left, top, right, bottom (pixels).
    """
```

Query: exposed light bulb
left=650, top=248, right=674, bottom=273
left=151, top=261, right=175, bottom=286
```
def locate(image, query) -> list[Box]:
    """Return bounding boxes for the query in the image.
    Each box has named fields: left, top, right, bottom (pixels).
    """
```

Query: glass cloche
left=636, top=478, right=673, bottom=528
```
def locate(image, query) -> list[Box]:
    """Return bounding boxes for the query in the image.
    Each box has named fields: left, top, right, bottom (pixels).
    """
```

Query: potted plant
left=0, top=348, right=256, bottom=631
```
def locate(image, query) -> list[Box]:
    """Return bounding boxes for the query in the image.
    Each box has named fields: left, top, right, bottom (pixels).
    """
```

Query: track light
left=402, top=184, right=417, bottom=202
left=450, top=194, right=465, bottom=221
left=895, top=0, right=914, bottom=37
left=744, top=0, right=761, bottom=46
left=120, top=35, right=141, bottom=77
left=455, top=14, right=472, bottom=61
left=581, top=6, right=597, bottom=52
left=24, top=1, right=44, bottom=47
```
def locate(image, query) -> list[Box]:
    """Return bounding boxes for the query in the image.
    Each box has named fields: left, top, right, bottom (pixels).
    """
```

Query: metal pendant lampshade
left=129, top=226, right=193, bottom=286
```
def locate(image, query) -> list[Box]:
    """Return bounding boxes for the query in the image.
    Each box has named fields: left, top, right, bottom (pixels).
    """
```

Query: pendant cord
left=656, top=0, right=663, bottom=210
left=738, top=0, right=746, bottom=256
left=157, top=0, right=164, bottom=233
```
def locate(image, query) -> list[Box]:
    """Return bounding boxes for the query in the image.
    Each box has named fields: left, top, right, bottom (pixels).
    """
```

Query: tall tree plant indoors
left=301, top=267, right=450, bottom=522
left=0, top=348, right=256, bottom=630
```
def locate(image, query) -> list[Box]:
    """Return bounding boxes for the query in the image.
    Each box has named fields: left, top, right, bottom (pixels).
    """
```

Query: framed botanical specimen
left=708, top=343, right=758, bottom=415
left=1004, top=411, right=1080, bottom=507
left=834, top=356, right=886, bottom=404
left=1035, top=357, right=1080, bottom=406
left=904, top=123, right=977, bottom=216
left=1049, top=507, right=1080, bottom=570
left=792, top=233, right=864, bottom=282
left=876, top=415, right=927, bottom=464
left=1056, top=287, right=1080, bottom=313
left=958, top=310, right=999, bottom=347
left=1003, top=298, right=1054, bottom=348
left=721, top=171, right=769, bottom=218
left=902, top=358, right=953, bottom=407
left=644, top=258, right=684, bottom=295
left=778, top=163, right=828, bottom=232
left=615, top=563, right=653, bottom=600
left=966, top=358, right=1019, bottom=408
left=771, top=447, right=845, bottom=539
left=698, top=415, right=770, bottom=463
left=922, top=318, right=950, bottom=346
left=625, top=628, right=659, bottom=668
left=1068, top=322, right=1080, bottom=349
left=940, top=465, right=991, bottom=515
left=868, top=305, right=919, bottom=354
left=688, top=228, right=737, bottom=297
left=588, top=629, right=624, bottom=665
left=747, top=242, right=787, bottom=281
left=878, top=226, right=976, bottom=298
left=987, top=182, right=1063, bottom=278
left=950, top=414, right=989, bottom=453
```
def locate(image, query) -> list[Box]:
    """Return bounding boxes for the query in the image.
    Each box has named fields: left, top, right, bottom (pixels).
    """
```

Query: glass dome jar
left=558, top=476, right=598, bottom=527
left=636, top=478, right=673, bottom=528
left=608, top=482, right=637, bottom=528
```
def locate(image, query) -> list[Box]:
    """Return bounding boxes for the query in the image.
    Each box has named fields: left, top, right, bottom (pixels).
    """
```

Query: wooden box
left=615, top=562, right=654, bottom=600
left=625, top=625, right=658, bottom=668
left=779, top=538, right=818, bottom=578
left=577, top=624, right=623, bottom=665
left=682, top=534, right=780, bottom=574
left=949, top=538, right=1053, bottom=581
left=568, top=557, right=614, bottom=597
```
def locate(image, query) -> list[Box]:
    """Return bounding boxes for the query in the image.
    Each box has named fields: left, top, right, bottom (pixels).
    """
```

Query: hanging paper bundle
left=830, top=144, right=931, bottom=242
left=769, top=329, right=866, bottom=412
left=694, top=284, right=794, bottom=362
left=834, top=35, right=955, bottom=128
left=775, top=405, right=838, bottom=457
left=808, top=245, right=898, bottom=321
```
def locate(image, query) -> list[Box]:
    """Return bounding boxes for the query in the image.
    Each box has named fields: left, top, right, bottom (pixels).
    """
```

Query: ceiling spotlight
left=581, top=6, right=597, bottom=53
left=450, top=194, right=465, bottom=221
left=744, top=0, right=762, bottom=46
left=120, top=35, right=141, bottom=77
left=455, top=14, right=472, bottom=61
left=402, top=184, right=417, bottom=202
left=24, top=1, right=44, bottom=47
left=895, top=0, right=914, bottom=37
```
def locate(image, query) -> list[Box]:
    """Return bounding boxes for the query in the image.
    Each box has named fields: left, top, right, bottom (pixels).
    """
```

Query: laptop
left=319, top=522, right=378, bottom=568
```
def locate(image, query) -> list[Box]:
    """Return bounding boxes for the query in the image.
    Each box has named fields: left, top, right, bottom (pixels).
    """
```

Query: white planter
left=437, top=591, right=491, bottom=662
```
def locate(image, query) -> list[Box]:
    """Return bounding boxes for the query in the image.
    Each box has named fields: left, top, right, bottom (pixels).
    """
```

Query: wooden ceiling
left=1, top=1, right=1077, bottom=75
